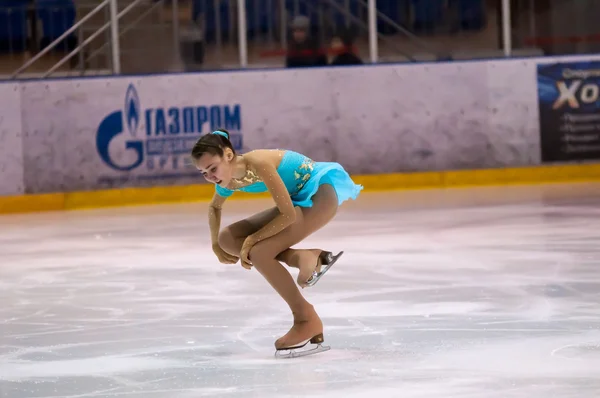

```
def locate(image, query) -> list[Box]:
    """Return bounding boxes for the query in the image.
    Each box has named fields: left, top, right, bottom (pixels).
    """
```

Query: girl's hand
left=240, top=236, right=257, bottom=270
left=212, top=243, right=239, bottom=264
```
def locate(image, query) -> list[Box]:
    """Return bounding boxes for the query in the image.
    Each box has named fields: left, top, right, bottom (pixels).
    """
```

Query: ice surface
left=1, top=183, right=600, bottom=397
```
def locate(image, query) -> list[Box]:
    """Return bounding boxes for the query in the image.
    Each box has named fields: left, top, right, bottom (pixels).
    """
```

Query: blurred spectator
left=285, top=15, right=327, bottom=68
left=329, top=27, right=362, bottom=66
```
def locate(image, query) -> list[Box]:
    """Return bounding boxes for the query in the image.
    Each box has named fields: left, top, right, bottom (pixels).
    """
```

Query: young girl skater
left=191, top=129, right=362, bottom=357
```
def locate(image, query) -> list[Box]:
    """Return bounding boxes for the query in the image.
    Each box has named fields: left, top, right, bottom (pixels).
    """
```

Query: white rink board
left=0, top=83, right=24, bottom=196
left=19, top=62, right=529, bottom=193
left=13, top=54, right=600, bottom=194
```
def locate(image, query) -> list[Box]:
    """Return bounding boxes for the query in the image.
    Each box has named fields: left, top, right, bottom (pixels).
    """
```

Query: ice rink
left=2, top=183, right=600, bottom=398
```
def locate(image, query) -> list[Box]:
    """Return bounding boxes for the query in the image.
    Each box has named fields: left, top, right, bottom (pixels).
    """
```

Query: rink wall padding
left=21, top=60, right=538, bottom=194
left=3, top=53, right=600, bottom=213
left=0, top=83, right=24, bottom=196
left=2, top=162, right=600, bottom=214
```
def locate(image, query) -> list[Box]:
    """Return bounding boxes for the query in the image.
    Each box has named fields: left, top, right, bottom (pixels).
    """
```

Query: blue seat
left=0, top=1, right=28, bottom=53
left=245, top=0, right=273, bottom=38
left=190, top=0, right=463, bottom=43
left=455, top=0, right=486, bottom=31
left=36, top=0, right=77, bottom=52
left=192, top=0, right=232, bottom=42
left=192, top=0, right=321, bottom=43
left=411, top=0, right=444, bottom=34
left=331, top=0, right=361, bottom=31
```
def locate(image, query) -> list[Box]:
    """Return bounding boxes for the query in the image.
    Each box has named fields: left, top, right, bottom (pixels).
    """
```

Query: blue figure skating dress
left=215, top=150, right=363, bottom=208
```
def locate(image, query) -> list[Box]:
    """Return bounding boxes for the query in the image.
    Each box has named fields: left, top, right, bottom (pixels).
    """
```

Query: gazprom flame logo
left=125, top=84, right=140, bottom=136
left=95, top=84, right=144, bottom=172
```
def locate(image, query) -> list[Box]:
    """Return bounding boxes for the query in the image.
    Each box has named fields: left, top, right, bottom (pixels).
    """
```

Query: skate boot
left=274, top=310, right=330, bottom=359
left=300, top=251, right=344, bottom=288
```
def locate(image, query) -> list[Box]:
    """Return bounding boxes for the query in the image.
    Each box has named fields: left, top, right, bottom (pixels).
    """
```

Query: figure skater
left=191, top=129, right=362, bottom=357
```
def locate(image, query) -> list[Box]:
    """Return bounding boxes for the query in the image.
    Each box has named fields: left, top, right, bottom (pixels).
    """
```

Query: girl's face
left=194, top=149, right=235, bottom=187
left=331, top=37, right=343, bottom=51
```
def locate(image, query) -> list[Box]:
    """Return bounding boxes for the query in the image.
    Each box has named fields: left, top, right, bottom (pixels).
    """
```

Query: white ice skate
left=304, top=251, right=344, bottom=287
left=274, top=333, right=331, bottom=359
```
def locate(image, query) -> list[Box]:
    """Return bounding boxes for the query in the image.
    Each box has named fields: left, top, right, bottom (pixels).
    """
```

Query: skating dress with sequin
left=215, top=150, right=362, bottom=208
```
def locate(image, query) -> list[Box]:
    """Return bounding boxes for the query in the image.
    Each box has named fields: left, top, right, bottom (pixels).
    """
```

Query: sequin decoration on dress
left=229, top=168, right=262, bottom=190
left=293, top=158, right=315, bottom=194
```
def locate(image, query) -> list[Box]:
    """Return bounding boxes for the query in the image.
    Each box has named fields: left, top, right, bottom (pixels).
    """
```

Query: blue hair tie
left=212, top=130, right=228, bottom=138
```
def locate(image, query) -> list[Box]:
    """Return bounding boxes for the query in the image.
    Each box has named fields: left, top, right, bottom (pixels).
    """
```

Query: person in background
left=329, top=27, right=363, bottom=66
left=285, top=15, right=327, bottom=68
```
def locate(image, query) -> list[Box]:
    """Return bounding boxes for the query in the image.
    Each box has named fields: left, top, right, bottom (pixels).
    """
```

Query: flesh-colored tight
left=217, top=184, right=338, bottom=348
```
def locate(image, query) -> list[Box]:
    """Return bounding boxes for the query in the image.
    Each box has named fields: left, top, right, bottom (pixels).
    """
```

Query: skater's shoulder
left=242, top=149, right=288, bottom=171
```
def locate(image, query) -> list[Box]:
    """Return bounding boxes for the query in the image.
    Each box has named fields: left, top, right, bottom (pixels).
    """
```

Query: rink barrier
left=2, top=162, right=600, bottom=214
left=5, top=53, right=600, bottom=205
left=10, top=53, right=600, bottom=195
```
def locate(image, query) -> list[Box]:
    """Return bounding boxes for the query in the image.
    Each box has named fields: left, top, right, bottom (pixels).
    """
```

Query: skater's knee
left=217, top=227, right=237, bottom=254
left=248, top=241, right=275, bottom=265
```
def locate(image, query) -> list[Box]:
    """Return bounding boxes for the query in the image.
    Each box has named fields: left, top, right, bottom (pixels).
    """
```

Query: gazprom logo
left=96, top=83, right=243, bottom=173
left=125, top=84, right=140, bottom=136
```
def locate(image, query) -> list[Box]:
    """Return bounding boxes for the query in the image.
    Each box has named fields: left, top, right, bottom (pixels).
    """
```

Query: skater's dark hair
left=191, top=129, right=235, bottom=159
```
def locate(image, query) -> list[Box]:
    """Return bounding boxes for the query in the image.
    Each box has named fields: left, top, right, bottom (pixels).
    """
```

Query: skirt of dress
left=290, top=161, right=363, bottom=208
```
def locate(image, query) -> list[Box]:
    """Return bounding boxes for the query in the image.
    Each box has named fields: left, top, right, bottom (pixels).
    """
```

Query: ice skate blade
left=305, top=251, right=343, bottom=288
left=274, top=344, right=331, bottom=359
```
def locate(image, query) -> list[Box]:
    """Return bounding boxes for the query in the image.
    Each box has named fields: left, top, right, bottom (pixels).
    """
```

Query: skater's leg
left=275, top=249, right=323, bottom=271
left=247, top=184, right=338, bottom=349
left=218, top=208, right=327, bottom=272
left=217, top=206, right=278, bottom=256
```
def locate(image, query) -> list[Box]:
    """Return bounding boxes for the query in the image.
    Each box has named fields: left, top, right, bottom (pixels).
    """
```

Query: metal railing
left=0, top=5, right=30, bottom=56
left=5, top=0, right=182, bottom=79
left=3, top=0, right=600, bottom=78
left=322, top=0, right=440, bottom=61
left=189, top=0, right=505, bottom=67
left=10, top=0, right=118, bottom=78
